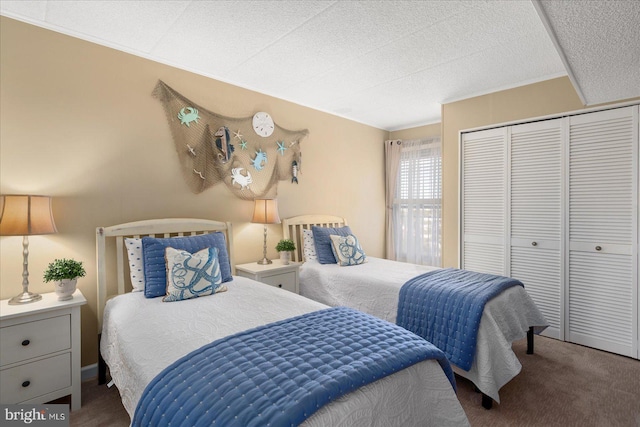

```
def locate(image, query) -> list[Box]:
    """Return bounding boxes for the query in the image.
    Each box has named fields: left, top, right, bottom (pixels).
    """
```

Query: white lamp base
left=8, top=290, right=42, bottom=305
left=257, top=257, right=273, bottom=265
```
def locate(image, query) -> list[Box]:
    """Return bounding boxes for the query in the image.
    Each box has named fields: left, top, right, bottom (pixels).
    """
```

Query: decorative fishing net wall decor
left=152, top=80, right=307, bottom=200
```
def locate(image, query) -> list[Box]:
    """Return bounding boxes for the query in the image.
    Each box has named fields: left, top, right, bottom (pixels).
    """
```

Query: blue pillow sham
left=142, top=232, right=232, bottom=298
left=311, top=225, right=353, bottom=264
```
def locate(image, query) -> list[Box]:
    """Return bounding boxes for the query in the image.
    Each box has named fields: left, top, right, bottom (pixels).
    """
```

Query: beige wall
left=389, top=122, right=441, bottom=141
left=440, top=77, right=640, bottom=268
left=0, top=17, right=388, bottom=367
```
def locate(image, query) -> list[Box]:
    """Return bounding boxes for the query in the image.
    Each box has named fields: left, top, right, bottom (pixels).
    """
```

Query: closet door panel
left=511, top=246, right=562, bottom=338
left=461, top=128, right=507, bottom=275
left=568, top=106, right=637, bottom=357
left=568, top=252, right=633, bottom=356
left=510, top=119, right=563, bottom=339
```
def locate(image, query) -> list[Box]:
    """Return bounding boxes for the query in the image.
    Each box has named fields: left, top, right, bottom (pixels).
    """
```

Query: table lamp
left=251, top=198, right=281, bottom=265
left=0, top=195, right=58, bottom=305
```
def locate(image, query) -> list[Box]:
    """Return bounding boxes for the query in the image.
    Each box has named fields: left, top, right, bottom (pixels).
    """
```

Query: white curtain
left=391, top=137, right=442, bottom=266
left=384, top=140, right=403, bottom=260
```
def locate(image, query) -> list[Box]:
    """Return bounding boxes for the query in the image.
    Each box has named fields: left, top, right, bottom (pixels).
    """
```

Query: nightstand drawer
left=261, top=272, right=297, bottom=293
left=0, top=352, right=71, bottom=404
left=0, top=315, right=71, bottom=366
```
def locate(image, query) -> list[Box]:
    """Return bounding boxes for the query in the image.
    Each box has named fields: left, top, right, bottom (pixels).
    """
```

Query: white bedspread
left=101, top=276, right=469, bottom=426
left=299, top=257, right=548, bottom=403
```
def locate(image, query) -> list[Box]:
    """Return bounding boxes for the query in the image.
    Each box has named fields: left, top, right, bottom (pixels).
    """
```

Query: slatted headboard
left=95, top=218, right=234, bottom=332
left=282, top=214, right=347, bottom=263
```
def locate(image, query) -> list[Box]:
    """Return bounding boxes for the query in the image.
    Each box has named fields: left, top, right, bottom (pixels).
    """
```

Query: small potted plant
left=43, top=258, right=86, bottom=301
left=275, top=239, right=296, bottom=265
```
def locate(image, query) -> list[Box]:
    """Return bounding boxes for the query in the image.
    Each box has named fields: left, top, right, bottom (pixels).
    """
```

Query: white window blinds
left=393, top=137, right=442, bottom=266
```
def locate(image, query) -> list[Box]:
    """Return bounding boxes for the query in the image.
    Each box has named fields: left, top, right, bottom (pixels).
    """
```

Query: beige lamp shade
left=1, top=195, right=58, bottom=305
left=0, top=195, right=58, bottom=236
left=251, top=199, right=281, bottom=224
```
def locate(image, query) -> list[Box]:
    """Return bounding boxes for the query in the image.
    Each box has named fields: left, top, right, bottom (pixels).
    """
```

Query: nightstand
left=235, top=260, right=301, bottom=294
left=0, top=290, right=86, bottom=411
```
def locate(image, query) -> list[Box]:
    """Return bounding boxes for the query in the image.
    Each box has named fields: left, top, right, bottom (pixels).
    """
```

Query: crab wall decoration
left=178, top=107, right=200, bottom=127
left=251, top=149, right=268, bottom=171
left=231, top=167, right=252, bottom=189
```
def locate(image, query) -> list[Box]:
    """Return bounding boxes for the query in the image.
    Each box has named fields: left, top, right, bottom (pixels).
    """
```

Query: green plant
left=43, top=258, right=86, bottom=282
left=275, top=239, right=296, bottom=252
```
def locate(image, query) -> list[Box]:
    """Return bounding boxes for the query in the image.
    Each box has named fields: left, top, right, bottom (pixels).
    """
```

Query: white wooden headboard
left=95, top=218, right=234, bottom=332
left=282, top=214, right=347, bottom=263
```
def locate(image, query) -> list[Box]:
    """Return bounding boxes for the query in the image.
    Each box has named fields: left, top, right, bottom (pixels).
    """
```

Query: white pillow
left=329, top=234, right=367, bottom=266
left=163, top=246, right=226, bottom=302
left=302, top=229, right=317, bottom=261
left=124, top=238, right=145, bottom=292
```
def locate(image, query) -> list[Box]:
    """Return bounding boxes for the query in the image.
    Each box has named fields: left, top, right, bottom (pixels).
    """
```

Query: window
left=393, top=138, right=442, bottom=266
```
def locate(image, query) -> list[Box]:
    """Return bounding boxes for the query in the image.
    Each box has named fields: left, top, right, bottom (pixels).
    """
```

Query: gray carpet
left=68, top=336, right=640, bottom=426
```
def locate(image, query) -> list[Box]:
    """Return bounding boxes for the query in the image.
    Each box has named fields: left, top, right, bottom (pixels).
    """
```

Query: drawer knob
left=22, top=380, right=30, bottom=388
left=595, top=246, right=602, bottom=251
left=531, top=241, right=537, bottom=247
left=278, top=284, right=282, bottom=288
left=21, top=339, right=30, bottom=346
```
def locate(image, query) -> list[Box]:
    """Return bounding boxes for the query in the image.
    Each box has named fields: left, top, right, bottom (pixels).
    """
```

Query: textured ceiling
left=1, top=1, right=638, bottom=131
left=535, top=0, right=640, bottom=106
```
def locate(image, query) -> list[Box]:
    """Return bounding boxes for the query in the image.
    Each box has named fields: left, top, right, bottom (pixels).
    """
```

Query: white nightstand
left=235, top=260, right=301, bottom=294
left=0, top=290, right=86, bottom=411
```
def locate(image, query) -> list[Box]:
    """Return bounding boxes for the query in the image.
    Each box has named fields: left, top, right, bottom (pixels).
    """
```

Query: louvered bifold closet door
left=510, top=119, right=564, bottom=339
left=568, top=106, right=638, bottom=358
left=461, top=128, right=507, bottom=276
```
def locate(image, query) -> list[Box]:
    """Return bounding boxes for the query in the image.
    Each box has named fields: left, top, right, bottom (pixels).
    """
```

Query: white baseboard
left=81, top=363, right=98, bottom=382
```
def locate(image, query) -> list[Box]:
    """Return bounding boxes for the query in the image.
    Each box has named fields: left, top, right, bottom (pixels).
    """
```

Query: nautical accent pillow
left=311, top=225, right=353, bottom=264
left=124, top=238, right=145, bottom=292
left=142, top=232, right=232, bottom=298
left=163, top=247, right=227, bottom=302
left=329, top=234, right=367, bottom=266
left=302, top=229, right=317, bottom=261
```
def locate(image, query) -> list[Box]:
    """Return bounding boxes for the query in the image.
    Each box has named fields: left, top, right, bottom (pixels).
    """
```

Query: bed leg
left=474, top=385, right=493, bottom=410
left=527, top=326, right=534, bottom=355
left=98, top=333, right=107, bottom=385
left=481, top=393, right=493, bottom=410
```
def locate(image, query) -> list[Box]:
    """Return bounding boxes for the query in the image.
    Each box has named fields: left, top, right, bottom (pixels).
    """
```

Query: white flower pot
left=54, top=278, right=77, bottom=301
left=279, top=251, right=291, bottom=265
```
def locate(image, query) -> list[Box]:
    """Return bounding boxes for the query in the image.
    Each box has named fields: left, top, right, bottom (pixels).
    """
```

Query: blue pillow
left=142, top=232, right=232, bottom=298
left=311, top=225, right=353, bottom=264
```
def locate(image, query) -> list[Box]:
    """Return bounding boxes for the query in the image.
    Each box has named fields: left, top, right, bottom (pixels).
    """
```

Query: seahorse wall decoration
left=214, top=126, right=234, bottom=163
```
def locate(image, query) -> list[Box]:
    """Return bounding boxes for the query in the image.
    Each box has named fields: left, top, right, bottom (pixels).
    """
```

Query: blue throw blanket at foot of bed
left=397, top=268, right=523, bottom=371
left=132, top=306, right=455, bottom=427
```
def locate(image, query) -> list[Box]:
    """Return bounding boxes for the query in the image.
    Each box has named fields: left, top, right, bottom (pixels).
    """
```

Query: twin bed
left=97, top=218, right=469, bottom=426
left=282, top=214, right=548, bottom=408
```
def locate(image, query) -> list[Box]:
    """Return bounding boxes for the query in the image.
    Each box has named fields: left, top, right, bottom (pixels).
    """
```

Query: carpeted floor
left=67, top=336, right=640, bottom=426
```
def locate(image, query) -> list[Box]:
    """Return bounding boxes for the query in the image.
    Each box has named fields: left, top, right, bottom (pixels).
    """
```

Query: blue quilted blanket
left=132, top=306, right=455, bottom=427
left=397, top=268, right=523, bottom=371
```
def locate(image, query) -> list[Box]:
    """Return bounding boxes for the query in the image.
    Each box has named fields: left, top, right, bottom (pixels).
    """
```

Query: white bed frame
left=282, top=214, right=347, bottom=262
left=96, top=218, right=234, bottom=331
left=95, top=218, right=234, bottom=383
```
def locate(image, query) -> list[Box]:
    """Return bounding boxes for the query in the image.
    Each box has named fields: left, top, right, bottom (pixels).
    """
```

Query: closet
left=460, top=104, right=638, bottom=358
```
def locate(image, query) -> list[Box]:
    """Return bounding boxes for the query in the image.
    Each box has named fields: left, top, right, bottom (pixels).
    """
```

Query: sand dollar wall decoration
left=152, top=80, right=308, bottom=200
